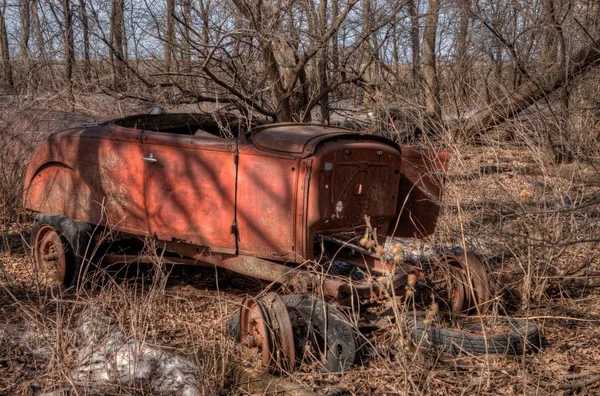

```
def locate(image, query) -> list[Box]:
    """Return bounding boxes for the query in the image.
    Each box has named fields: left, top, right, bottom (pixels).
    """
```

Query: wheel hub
left=239, top=293, right=295, bottom=373
left=433, top=253, right=491, bottom=314
left=33, top=225, right=67, bottom=283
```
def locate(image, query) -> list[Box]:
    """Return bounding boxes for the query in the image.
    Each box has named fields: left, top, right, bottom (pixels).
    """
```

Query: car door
left=141, top=130, right=238, bottom=254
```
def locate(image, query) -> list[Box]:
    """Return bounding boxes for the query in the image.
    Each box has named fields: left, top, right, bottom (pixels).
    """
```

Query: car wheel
left=433, top=252, right=491, bottom=314
left=228, top=294, right=358, bottom=373
left=31, top=214, right=94, bottom=288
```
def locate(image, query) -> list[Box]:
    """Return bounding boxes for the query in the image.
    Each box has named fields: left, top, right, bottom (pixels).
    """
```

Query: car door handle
left=143, top=153, right=158, bottom=163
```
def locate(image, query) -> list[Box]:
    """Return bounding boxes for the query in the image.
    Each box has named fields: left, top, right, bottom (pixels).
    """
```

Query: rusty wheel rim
left=262, top=292, right=296, bottom=373
left=239, top=296, right=273, bottom=371
left=438, top=254, right=491, bottom=314
left=33, top=225, right=67, bottom=284
left=447, top=265, right=466, bottom=314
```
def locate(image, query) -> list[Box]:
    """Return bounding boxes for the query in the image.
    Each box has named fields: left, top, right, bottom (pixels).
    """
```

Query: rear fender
left=23, top=161, right=103, bottom=226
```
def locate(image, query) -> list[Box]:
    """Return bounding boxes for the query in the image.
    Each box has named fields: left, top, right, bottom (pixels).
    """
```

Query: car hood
left=250, top=124, right=399, bottom=158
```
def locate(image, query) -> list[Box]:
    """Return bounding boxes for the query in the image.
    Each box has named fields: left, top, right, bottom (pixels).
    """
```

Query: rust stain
left=24, top=113, right=450, bottom=302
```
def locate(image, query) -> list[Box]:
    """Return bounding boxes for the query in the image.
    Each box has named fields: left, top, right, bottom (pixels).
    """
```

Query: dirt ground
left=1, top=104, right=600, bottom=395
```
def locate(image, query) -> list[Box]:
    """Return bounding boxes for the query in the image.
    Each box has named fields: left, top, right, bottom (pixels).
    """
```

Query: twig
left=559, top=374, right=600, bottom=390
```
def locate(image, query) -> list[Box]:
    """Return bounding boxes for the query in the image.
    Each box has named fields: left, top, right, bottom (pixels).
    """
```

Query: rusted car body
left=24, top=113, right=447, bottom=277
left=25, top=113, right=494, bottom=373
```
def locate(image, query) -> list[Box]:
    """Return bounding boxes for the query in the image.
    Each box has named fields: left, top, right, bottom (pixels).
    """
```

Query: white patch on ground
left=73, top=308, right=202, bottom=395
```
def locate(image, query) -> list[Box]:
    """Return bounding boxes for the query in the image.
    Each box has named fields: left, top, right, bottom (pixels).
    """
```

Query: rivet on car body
left=377, top=150, right=383, bottom=155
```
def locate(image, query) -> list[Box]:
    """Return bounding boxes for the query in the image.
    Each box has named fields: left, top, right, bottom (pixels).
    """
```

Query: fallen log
left=459, top=31, right=600, bottom=138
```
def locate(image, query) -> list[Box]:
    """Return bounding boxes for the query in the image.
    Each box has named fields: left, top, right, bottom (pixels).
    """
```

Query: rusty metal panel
left=252, top=124, right=343, bottom=154
left=24, top=126, right=148, bottom=234
left=142, top=132, right=237, bottom=254
left=303, top=139, right=403, bottom=257
left=236, top=146, right=299, bottom=261
left=251, top=124, right=400, bottom=158
left=390, top=147, right=449, bottom=238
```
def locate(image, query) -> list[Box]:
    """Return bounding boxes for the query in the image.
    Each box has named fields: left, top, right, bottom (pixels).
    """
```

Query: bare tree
left=181, top=0, right=191, bottom=73
left=64, top=0, right=75, bottom=108
left=31, top=0, right=45, bottom=59
left=461, top=34, right=600, bottom=137
left=0, top=0, right=13, bottom=92
left=110, top=0, right=126, bottom=90
left=78, top=0, right=91, bottom=81
left=19, top=0, right=31, bottom=60
left=456, top=0, right=470, bottom=101
left=422, top=0, right=441, bottom=123
left=164, top=0, right=175, bottom=72
left=317, top=0, right=330, bottom=123
left=408, top=0, right=420, bottom=90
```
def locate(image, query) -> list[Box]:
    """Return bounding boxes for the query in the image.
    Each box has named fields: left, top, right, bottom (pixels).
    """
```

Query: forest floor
left=1, top=100, right=599, bottom=395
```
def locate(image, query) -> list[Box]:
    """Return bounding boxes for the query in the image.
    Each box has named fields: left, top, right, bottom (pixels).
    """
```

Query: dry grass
left=0, top=96, right=599, bottom=395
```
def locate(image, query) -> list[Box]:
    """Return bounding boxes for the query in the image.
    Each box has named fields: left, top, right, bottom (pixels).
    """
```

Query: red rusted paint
left=236, top=144, right=300, bottom=260
left=24, top=125, right=148, bottom=234
left=389, top=147, right=449, bottom=238
left=305, top=139, right=403, bottom=257
left=24, top=113, right=449, bottom=300
left=143, top=130, right=237, bottom=254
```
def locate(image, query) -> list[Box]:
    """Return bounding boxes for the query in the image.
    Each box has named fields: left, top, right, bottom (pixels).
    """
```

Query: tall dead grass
left=0, top=93, right=599, bottom=394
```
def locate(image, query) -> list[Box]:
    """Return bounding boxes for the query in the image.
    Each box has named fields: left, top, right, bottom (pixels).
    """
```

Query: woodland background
left=0, top=0, right=600, bottom=394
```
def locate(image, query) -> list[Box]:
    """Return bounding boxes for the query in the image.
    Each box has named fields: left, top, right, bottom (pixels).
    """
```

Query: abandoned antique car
left=24, top=112, right=539, bottom=373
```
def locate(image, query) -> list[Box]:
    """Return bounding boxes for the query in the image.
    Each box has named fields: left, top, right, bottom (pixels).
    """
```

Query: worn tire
left=228, top=294, right=358, bottom=373
left=31, top=214, right=95, bottom=288
left=409, top=314, right=542, bottom=355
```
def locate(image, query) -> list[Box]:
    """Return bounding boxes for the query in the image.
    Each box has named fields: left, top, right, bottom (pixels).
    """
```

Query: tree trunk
left=392, top=16, right=400, bottom=82
left=32, top=0, right=44, bottom=59
left=331, top=0, right=341, bottom=84
left=63, top=0, right=75, bottom=109
left=408, top=0, right=420, bottom=91
left=317, top=0, right=329, bottom=123
left=79, top=0, right=91, bottom=81
left=181, top=0, right=192, bottom=73
left=0, top=1, right=13, bottom=92
left=233, top=0, right=292, bottom=121
left=361, top=0, right=373, bottom=103
left=456, top=0, right=470, bottom=102
left=20, top=0, right=32, bottom=95
left=164, top=0, right=175, bottom=72
left=542, top=0, right=559, bottom=64
left=199, top=0, right=210, bottom=51
left=422, top=0, right=441, bottom=122
left=461, top=38, right=600, bottom=137
left=20, top=0, right=30, bottom=59
left=110, top=0, right=126, bottom=90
